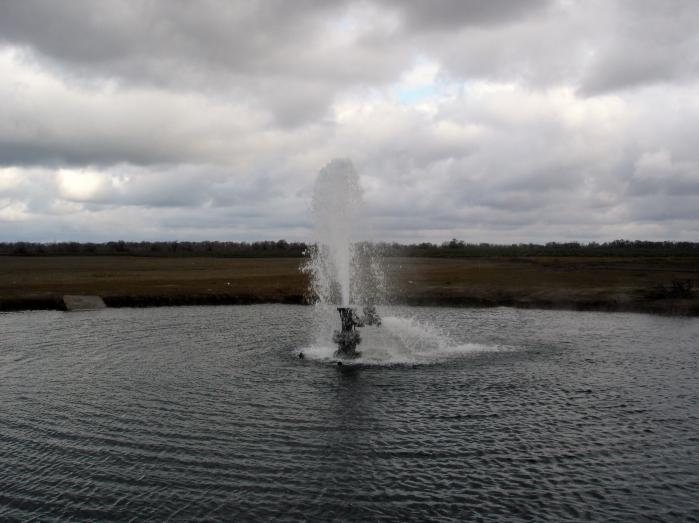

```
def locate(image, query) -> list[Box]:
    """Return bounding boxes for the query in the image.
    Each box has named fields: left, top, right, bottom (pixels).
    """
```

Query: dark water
left=1, top=305, right=697, bottom=522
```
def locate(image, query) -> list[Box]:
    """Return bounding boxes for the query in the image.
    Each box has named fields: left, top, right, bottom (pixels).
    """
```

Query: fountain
left=332, top=305, right=382, bottom=358
left=303, top=159, right=385, bottom=360
left=299, top=160, right=496, bottom=365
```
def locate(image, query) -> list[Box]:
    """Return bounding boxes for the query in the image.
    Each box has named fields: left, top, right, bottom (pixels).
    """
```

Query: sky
left=1, top=0, right=698, bottom=243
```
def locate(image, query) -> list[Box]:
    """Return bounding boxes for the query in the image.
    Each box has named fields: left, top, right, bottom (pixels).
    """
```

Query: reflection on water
left=1, top=305, right=698, bottom=521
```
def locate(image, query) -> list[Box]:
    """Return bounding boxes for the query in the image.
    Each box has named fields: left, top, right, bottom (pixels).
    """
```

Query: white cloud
left=56, top=169, right=107, bottom=201
left=0, top=200, right=29, bottom=222
left=0, top=167, right=22, bottom=192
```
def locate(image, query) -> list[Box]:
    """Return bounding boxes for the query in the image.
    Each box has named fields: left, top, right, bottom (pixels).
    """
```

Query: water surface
left=1, top=305, right=697, bottom=521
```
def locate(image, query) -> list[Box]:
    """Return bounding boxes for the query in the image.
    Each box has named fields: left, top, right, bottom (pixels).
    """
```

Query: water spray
left=302, top=159, right=386, bottom=361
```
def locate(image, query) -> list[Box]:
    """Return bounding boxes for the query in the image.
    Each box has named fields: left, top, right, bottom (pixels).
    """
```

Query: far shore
left=1, top=255, right=697, bottom=316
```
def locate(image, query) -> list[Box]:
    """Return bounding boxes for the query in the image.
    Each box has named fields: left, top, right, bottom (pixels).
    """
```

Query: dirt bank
left=1, top=256, right=697, bottom=316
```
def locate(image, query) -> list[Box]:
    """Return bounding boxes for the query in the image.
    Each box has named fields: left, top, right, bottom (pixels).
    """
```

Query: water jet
left=304, top=159, right=385, bottom=360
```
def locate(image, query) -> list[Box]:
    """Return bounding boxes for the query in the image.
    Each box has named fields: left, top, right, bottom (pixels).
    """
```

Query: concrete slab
left=63, top=295, right=106, bottom=311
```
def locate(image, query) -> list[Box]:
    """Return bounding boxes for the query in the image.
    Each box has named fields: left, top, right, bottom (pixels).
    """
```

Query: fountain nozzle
left=333, top=306, right=381, bottom=359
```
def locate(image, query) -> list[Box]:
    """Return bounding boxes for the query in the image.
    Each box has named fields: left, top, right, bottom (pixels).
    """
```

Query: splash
left=300, top=315, right=505, bottom=366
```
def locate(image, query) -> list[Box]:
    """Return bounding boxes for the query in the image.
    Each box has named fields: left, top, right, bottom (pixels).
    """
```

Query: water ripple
left=0, top=305, right=697, bottom=521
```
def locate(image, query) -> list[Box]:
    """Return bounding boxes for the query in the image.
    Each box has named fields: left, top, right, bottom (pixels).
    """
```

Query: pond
left=1, top=305, right=697, bottom=521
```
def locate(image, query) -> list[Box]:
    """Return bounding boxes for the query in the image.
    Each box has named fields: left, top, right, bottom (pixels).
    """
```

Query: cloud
left=385, top=0, right=552, bottom=31
left=56, top=168, right=107, bottom=201
left=579, top=0, right=699, bottom=94
left=629, top=150, right=699, bottom=197
left=0, top=1, right=698, bottom=242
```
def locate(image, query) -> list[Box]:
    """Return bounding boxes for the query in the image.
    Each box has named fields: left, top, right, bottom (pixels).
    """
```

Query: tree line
left=1, top=239, right=698, bottom=257
left=0, top=240, right=306, bottom=257
left=377, top=239, right=699, bottom=257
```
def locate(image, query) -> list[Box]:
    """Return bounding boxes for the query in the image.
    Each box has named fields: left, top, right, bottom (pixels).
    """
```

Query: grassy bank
left=0, top=257, right=307, bottom=311
left=387, top=257, right=698, bottom=315
left=1, top=256, right=697, bottom=315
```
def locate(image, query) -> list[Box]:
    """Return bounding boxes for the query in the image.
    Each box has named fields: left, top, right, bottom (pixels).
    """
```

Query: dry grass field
left=1, top=255, right=697, bottom=314
left=386, top=257, right=699, bottom=314
left=0, top=257, right=307, bottom=309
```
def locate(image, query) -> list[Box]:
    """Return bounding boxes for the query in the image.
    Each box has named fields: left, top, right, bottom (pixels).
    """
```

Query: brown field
left=0, top=255, right=697, bottom=315
left=386, top=257, right=698, bottom=315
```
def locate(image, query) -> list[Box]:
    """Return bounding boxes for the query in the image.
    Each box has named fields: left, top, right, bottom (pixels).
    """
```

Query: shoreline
left=1, top=293, right=697, bottom=317
left=1, top=255, right=697, bottom=316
